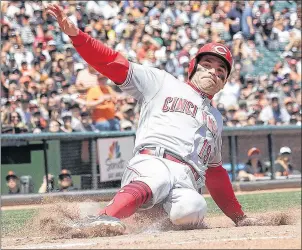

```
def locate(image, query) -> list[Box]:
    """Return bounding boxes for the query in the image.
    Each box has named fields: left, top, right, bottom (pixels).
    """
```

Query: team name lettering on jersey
left=201, top=111, right=218, bottom=135
left=162, top=97, right=198, bottom=118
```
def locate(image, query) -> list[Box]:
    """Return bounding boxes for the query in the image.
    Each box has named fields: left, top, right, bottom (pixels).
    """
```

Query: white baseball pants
left=121, top=153, right=207, bottom=228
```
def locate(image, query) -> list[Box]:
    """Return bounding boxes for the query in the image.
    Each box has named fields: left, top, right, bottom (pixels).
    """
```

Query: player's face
left=191, top=55, right=228, bottom=96
left=198, top=55, right=228, bottom=81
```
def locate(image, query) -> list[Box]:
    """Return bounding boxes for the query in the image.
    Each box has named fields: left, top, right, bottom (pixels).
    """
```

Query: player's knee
left=170, top=196, right=207, bottom=226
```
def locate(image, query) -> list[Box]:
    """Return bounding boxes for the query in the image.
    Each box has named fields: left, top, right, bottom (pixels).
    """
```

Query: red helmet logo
left=214, top=45, right=228, bottom=55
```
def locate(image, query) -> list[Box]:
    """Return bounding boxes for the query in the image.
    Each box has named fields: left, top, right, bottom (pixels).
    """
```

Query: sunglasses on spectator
left=59, top=174, right=71, bottom=180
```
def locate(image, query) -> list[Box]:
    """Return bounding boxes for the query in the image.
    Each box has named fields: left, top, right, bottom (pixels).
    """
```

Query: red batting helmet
left=188, top=42, right=233, bottom=80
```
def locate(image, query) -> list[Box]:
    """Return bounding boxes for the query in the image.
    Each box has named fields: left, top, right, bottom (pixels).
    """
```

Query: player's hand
left=46, top=3, right=79, bottom=37
left=236, top=216, right=260, bottom=227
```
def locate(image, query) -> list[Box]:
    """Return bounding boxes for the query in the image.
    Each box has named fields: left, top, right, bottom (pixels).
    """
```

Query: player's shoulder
left=131, top=61, right=183, bottom=80
left=209, top=105, right=223, bottom=133
left=130, top=62, right=166, bottom=76
left=129, top=61, right=189, bottom=90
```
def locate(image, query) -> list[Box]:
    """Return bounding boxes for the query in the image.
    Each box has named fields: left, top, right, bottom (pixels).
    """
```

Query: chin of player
left=197, top=79, right=221, bottom=95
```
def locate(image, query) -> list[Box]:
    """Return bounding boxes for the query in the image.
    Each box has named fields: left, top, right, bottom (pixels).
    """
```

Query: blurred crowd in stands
left=1, top=1, right=301, bottom=134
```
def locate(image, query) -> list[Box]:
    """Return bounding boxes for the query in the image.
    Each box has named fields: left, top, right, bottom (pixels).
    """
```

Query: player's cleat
left=71, top=215, right=126, bottom=236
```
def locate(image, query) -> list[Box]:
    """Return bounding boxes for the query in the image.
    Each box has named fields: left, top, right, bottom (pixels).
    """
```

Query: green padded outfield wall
left=1, top=140, right=61, bottom=194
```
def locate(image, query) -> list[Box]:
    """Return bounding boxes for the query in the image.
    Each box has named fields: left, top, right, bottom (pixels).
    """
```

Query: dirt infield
left=2, top=209, right=301, bottom=249
left=1, top=188, right=301, bottom=249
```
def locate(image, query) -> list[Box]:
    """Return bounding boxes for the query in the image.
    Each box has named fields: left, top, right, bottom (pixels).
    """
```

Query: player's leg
left=163, top=188, right=207, bottom=229
left=72, top=180, right=152, bottom=236
left=98, top=180, right=152, bottom=218
left=74, top=155, right=173, bottom=234
left=99, top=155, right=173, bottom=217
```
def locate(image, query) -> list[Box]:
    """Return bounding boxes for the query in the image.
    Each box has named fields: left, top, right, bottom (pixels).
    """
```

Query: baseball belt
left=139, top=148, right=200, bottom=181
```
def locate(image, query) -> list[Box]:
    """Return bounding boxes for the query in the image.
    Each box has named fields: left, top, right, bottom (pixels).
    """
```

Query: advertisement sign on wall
left=97, top=136, right=135, bottom=182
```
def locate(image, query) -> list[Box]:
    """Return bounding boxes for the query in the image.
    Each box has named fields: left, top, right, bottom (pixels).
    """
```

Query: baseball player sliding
left=47, top=4, right=257, bottom=235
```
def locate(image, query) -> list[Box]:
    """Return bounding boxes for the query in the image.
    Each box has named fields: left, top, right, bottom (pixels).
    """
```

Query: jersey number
left=198, top=139, right=212, bottom=165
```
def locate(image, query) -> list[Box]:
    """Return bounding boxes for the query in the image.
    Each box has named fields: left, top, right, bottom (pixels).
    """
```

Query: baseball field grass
left=2, top=189, right=301, bottom=235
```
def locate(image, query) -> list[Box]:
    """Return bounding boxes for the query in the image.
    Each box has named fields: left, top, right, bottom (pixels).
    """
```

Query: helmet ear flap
left=188, top=57, right=198, bottom=80
left=188, top=54, right=202, bottom=80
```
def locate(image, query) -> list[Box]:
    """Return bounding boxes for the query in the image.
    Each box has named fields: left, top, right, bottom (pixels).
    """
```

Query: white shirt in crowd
left=214, top=81, right=241, bottom=109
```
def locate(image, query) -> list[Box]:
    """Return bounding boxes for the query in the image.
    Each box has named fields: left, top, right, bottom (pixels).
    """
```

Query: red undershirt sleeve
left=205, top=166, right=245, bottom=224
left=69, top=30, right=129, bottom=84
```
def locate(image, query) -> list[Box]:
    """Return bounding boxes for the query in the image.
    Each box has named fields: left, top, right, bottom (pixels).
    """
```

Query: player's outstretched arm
left=205, top=166, right=246, bottom=225
left=46, top=3, right=129, bottom=84
left=205, top=166, right=260, bottom=226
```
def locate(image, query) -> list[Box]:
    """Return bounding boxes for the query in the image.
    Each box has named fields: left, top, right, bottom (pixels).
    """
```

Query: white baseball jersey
left=119, top=62, right=223, bottom=187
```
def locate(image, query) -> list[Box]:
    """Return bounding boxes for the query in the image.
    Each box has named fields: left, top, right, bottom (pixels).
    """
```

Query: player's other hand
left=236, top=216, right=259, bottom=227
left=46, top=3, right=79, bottom=37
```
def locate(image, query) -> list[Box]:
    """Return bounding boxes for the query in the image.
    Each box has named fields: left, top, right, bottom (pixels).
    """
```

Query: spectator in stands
left=48, top=120, right=63, bottom=133
left=293, top=89, right=302, bottom=125
left=241, top=1, right=255, bottom=39
left=285, top=19, right=301, bottom=52
left=237, top=147, right=267, bottom=181
left=280, top=80, right=294, bottom=99
left=75, top=64, right=98, bottom=93
left=80, top=111, right=98, bottom=132
left=247, top=114, right=257, bottom=126
left=69, top=103, right=85, bottom=132
left=284, top=97, right=297, bottom=115
left=28, top=111, right=47, bottom=133
left=4, top=111, right=28, bottom=133
left=38, top=93, right=50, bottom=120
left=18, top=99, right=32, bottom=125
left=274, top=147, right=300, bottom=176
left=38, top=173, right=55, bottom=193
left=234, top=100, right=249, bottom=124
left=20, top=14, right=34, bottom=51
left=225, top=105, right=238, bottom=126
left=49, top=107, right=61, bottom=122
left=259, top=95, right=290, bottom=125
left=119, top=104, right=136, bottom=131
left=61, top=111, right=74, bottom=133
left=214, top=75, right=241, bottom=109
left=6, top=171, right=20, bottom=194
left=86, top=74, right=120, bottom=131
left=57, top=169, right=78, bottom=192
left=227, top=1, right=244, bottom=38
